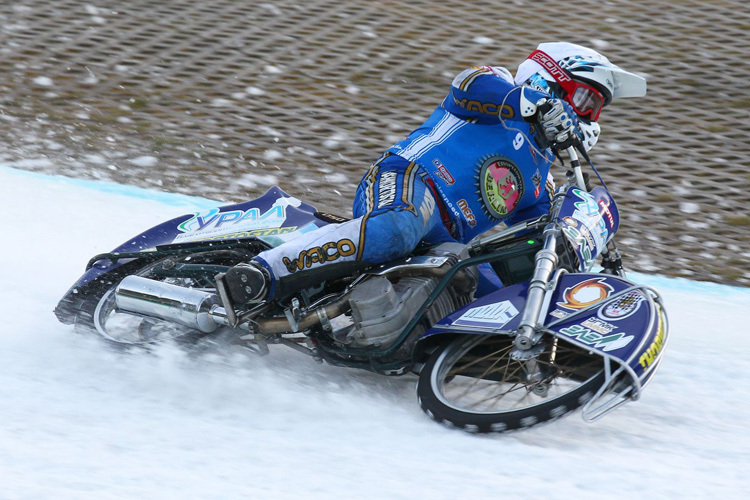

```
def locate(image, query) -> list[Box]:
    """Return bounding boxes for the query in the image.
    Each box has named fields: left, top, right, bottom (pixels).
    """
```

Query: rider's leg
left=224, top=159, right=453, bottom=304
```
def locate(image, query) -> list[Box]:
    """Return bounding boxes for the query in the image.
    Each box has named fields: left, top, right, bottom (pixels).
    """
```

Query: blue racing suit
left=255, top=66, right=555, bottom=299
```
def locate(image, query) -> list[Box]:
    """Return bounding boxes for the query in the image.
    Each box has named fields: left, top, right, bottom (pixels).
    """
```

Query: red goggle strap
left=527, top=50, right=579, bottom=97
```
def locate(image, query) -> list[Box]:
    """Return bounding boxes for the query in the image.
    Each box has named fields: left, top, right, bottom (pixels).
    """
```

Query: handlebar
left=564, top=145, right=588, bottom=191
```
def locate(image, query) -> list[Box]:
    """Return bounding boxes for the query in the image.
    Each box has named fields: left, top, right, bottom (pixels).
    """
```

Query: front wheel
left=417, top=335, right=605, bottom=433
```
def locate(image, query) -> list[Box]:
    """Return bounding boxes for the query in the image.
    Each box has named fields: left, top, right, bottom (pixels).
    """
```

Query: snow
left=245, top=86, right=266, bottom=96
left=1, top=165, right=749, bottom=499
left=590, top=39, right=610, bottom=50
left=680, top=201, right=700, bottom=214
left=473, top=36, right=494, bottom=45
left=263, top=149, right=284, bottom=161
left=128, top=156, right=158, bottom=168
left=32, top=76, right=54, bottom=87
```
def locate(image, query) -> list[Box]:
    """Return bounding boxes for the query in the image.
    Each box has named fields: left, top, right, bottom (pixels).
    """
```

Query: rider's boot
left=224, top=261, right=271, bottom=304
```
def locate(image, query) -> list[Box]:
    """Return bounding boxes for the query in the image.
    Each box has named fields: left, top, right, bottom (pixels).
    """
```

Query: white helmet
left=515, top=42, right=647, bottom=150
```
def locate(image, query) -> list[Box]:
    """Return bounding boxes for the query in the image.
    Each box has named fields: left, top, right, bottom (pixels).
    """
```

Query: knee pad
left=360, top=210, right=422, bottom=263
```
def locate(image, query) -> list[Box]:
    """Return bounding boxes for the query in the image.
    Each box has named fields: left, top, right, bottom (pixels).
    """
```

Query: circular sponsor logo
left=556, top=278, right=614, bottom=310
left=478, top=156, right=524, bottom=219
left=563, top=216, right=578, bottom=227
left=598, top=290, right=646, bottom=321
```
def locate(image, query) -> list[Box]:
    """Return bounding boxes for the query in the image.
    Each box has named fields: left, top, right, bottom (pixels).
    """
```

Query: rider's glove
left=535, top=98, right=580, bottom=151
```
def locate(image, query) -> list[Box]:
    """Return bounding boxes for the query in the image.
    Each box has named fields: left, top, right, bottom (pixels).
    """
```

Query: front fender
left=544, top=273, right=669, bottom=420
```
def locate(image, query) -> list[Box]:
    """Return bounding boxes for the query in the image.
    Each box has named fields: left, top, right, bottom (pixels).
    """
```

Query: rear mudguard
left=55, top=186, right=329, bottom=323
left=421, top=272, right=669, bottom=420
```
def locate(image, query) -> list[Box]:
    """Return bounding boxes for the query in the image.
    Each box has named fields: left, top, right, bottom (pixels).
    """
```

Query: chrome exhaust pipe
left=115, top=276, right=229, bottom=333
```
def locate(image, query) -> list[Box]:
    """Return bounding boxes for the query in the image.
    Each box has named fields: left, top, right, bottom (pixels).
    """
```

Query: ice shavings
left=680, top=202, right=700, bottom=214
left=323, top=133, right=348, bottom=148
left=263, top=149, right=283, bottom=161
left=237, top=172, right=279, bottom=188
left=590, top=39, right=610, bottom=49
left=32, top=76, right=54, bottom=87
left=128, top=156, right=158, bottom=167
left=324, top=173, right=348, bottom=184
left=245, top=86, right=266, bottom=96
left=259, top=3, right=283, bottom=16
left=210, top=98, right=234, bottom=107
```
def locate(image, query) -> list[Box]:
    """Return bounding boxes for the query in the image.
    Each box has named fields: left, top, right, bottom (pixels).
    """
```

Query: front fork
left=514, top=145, right=582, bottom=352
left=511, top=145, right=580, bottom=389
left=514, top=222, right=559, bottom=351
left=509, top=221, right=561, bottom=397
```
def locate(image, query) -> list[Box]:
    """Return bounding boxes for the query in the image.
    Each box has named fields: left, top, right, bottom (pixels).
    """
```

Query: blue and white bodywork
left=64, top=186, right=329, bottom=295
left=558, top=186, right=619, bottom=272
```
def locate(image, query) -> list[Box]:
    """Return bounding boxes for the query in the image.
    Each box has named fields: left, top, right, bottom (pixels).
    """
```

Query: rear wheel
left=73, top=259, right=205, bottom=345
left=71, top=250, right=249, bottom=345
left=417, top=335, right=605, bottom=433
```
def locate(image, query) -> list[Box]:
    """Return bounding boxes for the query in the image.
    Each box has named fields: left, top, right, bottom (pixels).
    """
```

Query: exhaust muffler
left=115, top=276, right=229, bottom=333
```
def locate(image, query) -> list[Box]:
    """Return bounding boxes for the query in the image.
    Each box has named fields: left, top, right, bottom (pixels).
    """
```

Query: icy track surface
left=1, top=166, right=748, bottom=500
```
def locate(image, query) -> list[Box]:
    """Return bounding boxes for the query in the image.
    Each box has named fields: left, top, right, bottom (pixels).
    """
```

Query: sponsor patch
left=418, top=191, right=436, bottom=227
left=581, top=317, right=617, bottom=335
left=561, top=224, right=595, bottom=270
left=179, top=226, right=297, bottom=243
left=282, top=238, right=356, bottom=273
left=639, top=309, right=666, bottom=369
left=598, top=290, right=646, bottom=321
left=532, top=169, right=542, bottom=199
left=599, top=199, right=615, bottom=229
left=571, top=189, right=609, bottom=249
left=549, top=308, right=570, bottom=319
left=315, top=212, right=350, bottom=224
left=432, top=158, right=455, bottom=186
left=558, top=324, right=634, bottom=352
left=377, top=171, right=398, bottom=209
left=456, top=199, right=477, bottom=227
left=454, top=300, right=519, bottom=328
left=451, top=96, right=514, bottom=118
left=174, top=198, right=296, bottom=242
left=476, top=155, right=524, bottom=219
left=557, top=278, right=614, bottom=310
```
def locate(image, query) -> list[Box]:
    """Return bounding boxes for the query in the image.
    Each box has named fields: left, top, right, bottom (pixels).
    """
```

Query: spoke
left=439, top=336, right=604, bottom=413
left=536, top=356, right=601, bottom=377
left=447, top=341, right=516, bottom=401
left=448, top=357, right=530, bottom=410
left=464, top=380, right=533, bottom=410
left=513, top=386, right=537, bottom=407
left=446, top=340, right=513, bottom=378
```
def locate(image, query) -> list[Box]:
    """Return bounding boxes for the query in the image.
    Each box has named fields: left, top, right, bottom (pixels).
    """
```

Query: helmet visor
left=570, top=84, right=606, bottom=121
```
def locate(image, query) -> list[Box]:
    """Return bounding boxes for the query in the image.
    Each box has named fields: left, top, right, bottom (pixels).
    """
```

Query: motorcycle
left=55, top=146, right=669, bottom=433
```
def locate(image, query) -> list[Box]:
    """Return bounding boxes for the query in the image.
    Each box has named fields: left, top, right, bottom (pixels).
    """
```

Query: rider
left=224, top=41, right=647, bottom=305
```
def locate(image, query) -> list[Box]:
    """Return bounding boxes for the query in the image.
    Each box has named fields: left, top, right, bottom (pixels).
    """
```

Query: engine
left=339, top=243, right=476, bottom=348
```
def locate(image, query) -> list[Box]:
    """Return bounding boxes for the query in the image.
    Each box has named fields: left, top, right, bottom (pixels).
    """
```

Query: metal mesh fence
left=1, top=0, right=749, bottom=284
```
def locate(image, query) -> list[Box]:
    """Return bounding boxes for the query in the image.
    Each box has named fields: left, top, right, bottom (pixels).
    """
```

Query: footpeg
left=224, top=262, right=270, bottom=304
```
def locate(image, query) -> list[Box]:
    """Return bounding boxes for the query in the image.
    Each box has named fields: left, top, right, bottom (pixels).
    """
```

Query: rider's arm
left=442, top=66, right=549, bottom=124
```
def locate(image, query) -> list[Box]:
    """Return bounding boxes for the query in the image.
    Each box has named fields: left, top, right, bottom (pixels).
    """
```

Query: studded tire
left=417, top=334, right=606, bottom=434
